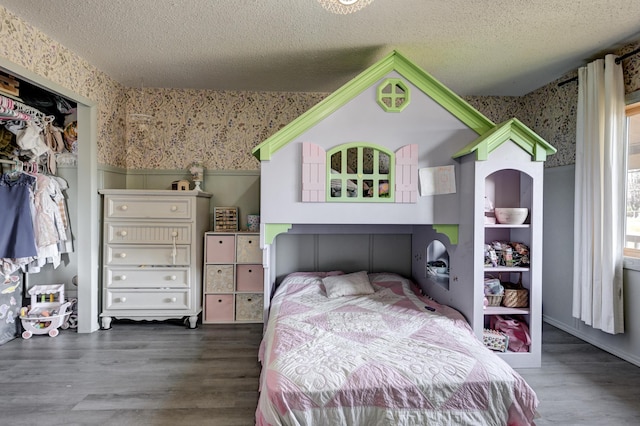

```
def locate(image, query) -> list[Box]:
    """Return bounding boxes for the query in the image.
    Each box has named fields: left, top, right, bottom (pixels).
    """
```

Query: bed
left=257, top=271, right=538, bottom=425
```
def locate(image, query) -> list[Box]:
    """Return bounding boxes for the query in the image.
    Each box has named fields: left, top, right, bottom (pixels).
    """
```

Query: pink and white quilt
left=257, top=272, right=538, bottom=425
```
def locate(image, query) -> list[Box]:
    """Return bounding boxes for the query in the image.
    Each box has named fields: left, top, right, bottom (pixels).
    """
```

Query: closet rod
left=557, top=46, right=640, bottom=87
left=0, top=158, right=18, bottom=165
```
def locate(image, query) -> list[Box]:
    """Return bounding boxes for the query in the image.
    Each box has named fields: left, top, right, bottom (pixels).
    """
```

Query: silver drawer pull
left=119, top=275, right=127, bottom=281
left=170, top=297, right=177, bottom=303
left=119, top=231, right=128, bottom=237
left=170, top=275, right=177, bottom=281
left=119, top=297, right=127, bottom=303
left=170, top=205, right=178, bottom=212
left=120, top=205, right=128, bottom=211
left=119, top=252, right=127, bottom=258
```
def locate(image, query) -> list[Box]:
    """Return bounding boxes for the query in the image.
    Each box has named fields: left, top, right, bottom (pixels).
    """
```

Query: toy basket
left=501, top=272, right=529, bottom=308
left=485, top=295, right=503, bottom=307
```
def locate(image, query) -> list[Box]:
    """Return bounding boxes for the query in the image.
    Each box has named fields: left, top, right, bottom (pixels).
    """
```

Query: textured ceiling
left=2, top=0, right=640, bottom=96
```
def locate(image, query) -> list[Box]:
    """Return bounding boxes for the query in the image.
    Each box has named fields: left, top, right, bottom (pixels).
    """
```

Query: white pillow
left=322, top=271, right=375, bottom=298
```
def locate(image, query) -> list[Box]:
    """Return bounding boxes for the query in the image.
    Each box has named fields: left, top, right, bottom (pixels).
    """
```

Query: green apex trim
left=264, top=223, right=292, bottom=245
left=452, top=118, right=556, bottom=162
left=433, top=224, right=458, bottom=245
left=252, top=50, right=494, bottom=161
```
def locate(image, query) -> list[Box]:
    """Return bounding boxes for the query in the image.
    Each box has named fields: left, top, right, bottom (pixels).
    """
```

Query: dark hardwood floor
left=0, top=320, right=638, bottom=425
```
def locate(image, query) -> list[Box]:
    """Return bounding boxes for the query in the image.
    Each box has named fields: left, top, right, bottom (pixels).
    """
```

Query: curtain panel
left=572, top=54, right=625, bottom=334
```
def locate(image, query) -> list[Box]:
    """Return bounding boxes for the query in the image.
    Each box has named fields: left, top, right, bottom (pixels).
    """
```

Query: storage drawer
left=105, top=245, right=190, bottom=266
left=105, top=267, right=190, bottom=289
left=205, top=294, right=234, bottom=322
left=205, top=264, right=234, bottom=293
left=235, top=293, right=263, bottom=322
left=236, top=264, right=263, bottom=292
left=105, top=223, right=191, bottom=245
left=105, top=196, right=191, bottom=220
left=104, top=289, right=190, bottom=310
left=205, top=234, right=235, bottom=263
left=236, top=234, right=261, bottom=263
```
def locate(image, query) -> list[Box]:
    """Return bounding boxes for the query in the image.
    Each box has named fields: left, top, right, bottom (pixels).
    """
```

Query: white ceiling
left=2, top=0, right=640, bottom=96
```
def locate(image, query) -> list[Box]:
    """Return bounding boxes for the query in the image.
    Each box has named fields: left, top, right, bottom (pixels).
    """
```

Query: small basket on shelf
left=485, top=295, right=503, bottom=307
left=483, top=275, right=504, bottom=307
left=501, top=272, right=529, bottom=308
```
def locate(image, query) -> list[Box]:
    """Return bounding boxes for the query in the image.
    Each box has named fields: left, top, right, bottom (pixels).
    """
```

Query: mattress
left=257, top=272, right=538, bottom=425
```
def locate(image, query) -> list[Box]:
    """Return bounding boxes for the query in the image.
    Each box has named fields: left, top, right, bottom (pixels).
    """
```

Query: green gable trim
left=252, top=50, right=494, bottom=161
left=264, top=223, right=292, bottom=245
left=452, top=118, right=557, bottom=162
left=433, top=224, right=458, bottom=245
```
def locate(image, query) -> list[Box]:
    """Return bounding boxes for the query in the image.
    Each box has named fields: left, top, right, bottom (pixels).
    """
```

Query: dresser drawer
left=105, top=289, right=190, bottom=310
left=105, top=196, right=192, bottom=220
left=105, top=223, right=192, bottom=245
left=105, top=245, right=190, bottom=266
left=235, top=293, right=263, bottom=322
left=205, top=264, right=234, bottom=293
left=205, top=235, right=236, bottom=263
left=105, top=267, right=190, bottom=289
left=236, top=234, right=261, bottom=263
left=236, top=264, right=263, bottom=292
left=205, top=294, right=234, bottom=322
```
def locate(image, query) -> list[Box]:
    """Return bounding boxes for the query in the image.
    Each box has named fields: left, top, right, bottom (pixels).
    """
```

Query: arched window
left=327, top=143, right=394, bottom=202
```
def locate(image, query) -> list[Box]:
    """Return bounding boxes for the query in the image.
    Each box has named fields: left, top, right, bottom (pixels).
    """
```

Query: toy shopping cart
left=19, top=284, right=72, bottom=339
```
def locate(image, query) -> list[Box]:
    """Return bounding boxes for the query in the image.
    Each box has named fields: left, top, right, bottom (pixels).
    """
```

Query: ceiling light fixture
left=317, top=0, right=375, bottom=15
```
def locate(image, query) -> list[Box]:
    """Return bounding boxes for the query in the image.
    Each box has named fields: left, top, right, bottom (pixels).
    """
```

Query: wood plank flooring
left=0, top=320, right=638, bottom=425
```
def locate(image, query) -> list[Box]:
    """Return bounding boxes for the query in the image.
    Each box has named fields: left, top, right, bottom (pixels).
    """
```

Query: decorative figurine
left=189, top=162, right=204, bottom=191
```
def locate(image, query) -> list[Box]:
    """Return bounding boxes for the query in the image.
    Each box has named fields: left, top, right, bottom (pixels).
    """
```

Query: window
left=327, top=143, right=393, bottom=202
left=377, top=79, right=410, bottom=112
left=624, top=99, right=640, bottom=257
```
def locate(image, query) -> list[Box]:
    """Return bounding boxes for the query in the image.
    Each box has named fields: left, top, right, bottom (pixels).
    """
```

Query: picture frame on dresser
left=99, top=189, right=212, bottom=329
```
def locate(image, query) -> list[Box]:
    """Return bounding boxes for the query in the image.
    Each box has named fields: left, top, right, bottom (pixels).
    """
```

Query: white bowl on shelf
left=494, top=207, right=528, bottom=225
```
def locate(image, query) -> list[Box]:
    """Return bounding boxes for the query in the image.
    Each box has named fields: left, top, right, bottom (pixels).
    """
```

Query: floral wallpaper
left=1, top=4, right=640, bottom=172
left=0, top=6, right=127, bottom=167
left=125, top=88, right=326, bottom=170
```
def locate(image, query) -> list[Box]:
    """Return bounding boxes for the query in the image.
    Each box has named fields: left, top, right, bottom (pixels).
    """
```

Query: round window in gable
left=377, top=78, right=410, bottom=112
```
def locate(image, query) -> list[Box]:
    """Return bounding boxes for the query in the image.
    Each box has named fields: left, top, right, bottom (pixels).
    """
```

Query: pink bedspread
left=257, top=272, right=538, bottom=425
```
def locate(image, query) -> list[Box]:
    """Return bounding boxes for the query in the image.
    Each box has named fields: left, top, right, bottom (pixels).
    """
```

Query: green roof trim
left=452, top=118, right=557, bottom=162
left=264, top=223, right=292, bottom=245
left=252, top=50, right=495, bottom=161
left=433, top=224, right=458, bottom=245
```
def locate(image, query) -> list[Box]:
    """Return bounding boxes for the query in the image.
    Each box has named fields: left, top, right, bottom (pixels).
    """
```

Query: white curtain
left=572, top=54, right=625, bottom=334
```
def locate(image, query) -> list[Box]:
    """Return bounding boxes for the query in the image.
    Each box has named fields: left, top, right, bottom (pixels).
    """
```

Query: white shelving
left=480, top=167, right=542, bottom=368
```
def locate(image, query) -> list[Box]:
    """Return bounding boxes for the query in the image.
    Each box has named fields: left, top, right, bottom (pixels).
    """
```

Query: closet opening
left=0, top=59, right=99, bottom=337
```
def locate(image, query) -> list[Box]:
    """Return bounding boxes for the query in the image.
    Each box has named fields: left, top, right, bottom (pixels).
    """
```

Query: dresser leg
left=101, top=316, right=112, bottom=329
left=187, top=315, right=198, bottom=329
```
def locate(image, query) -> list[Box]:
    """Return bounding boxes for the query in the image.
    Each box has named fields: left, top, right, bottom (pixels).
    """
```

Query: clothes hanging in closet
left=0, top=168, right=72, bottom=277
left=0, top=172, right=37, bottom=260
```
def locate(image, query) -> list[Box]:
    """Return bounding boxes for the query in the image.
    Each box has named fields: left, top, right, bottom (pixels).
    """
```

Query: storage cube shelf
left=202, top=232, right=263, bottom=324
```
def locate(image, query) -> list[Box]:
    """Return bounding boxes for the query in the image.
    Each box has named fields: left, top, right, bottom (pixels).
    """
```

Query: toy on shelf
left=19, top=284, right=72, bottom=339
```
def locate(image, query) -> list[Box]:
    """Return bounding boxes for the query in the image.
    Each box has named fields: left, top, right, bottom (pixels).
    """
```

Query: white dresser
left=99, top=189, right=211, bottom=329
